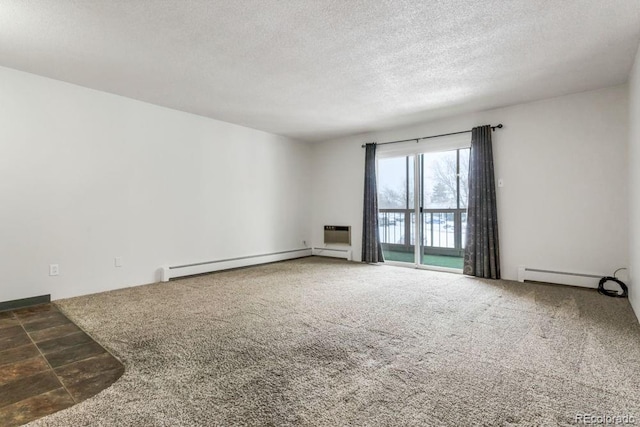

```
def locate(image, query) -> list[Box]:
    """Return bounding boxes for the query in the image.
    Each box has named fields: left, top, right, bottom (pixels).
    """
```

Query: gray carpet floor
left=30, top=257, right=640, bottom=426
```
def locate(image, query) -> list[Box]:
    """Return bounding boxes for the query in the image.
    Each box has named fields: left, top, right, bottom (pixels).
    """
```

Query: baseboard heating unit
left=311, top=247, right=352, bottom=261
left=517, top=266, right=604, bottom=289
left=161, top=248, right=312, bottom=282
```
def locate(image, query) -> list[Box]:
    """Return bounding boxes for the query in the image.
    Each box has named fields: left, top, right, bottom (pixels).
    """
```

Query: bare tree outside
left=429, top=148, right=469, bottom=208
left=378, top=186, right=406, bottom=209
left=379, top=150, right=469, bottom=209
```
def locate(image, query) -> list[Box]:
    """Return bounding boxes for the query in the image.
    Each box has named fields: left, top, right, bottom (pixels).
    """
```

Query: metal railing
left=378, top=208, right=467, bottom=256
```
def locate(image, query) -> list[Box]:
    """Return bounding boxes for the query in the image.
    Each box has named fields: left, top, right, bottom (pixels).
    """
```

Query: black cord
left=613, top=267, right=626, bottom=277
left=598, top=268, right=628, bottom=298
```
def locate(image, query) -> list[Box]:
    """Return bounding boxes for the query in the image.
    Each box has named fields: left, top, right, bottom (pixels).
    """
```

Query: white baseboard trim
left=311, top=247, right=352, bottom=261
left=517, top=265, right=603, bottom=289
left=160, top=248, right=312, bottom=281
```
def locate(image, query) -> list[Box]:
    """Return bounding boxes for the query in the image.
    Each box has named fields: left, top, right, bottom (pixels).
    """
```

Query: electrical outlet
left=498, top=178, right=504, bottom=187
left=49, top=264, right=59, bottom=276
left=114, top=257, right=123, bottom=267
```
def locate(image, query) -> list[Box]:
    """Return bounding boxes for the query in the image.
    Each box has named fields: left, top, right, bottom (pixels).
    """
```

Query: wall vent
left=324, top=225, right=351, bottom=245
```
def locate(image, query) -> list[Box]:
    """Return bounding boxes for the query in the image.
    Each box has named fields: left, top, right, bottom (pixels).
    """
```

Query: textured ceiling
left=1, top=1, right=639, bottom=141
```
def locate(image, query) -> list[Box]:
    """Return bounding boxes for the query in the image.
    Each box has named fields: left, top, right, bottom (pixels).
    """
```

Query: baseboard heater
left=311, top=247, right=352, bottom=261
left=161, top=248, right=312, bottom=282
left=517, top=266, right=604, bottom=289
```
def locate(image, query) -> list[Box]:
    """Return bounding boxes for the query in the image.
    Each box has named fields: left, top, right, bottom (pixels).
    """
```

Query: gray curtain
left=463, top=125, right=500, bottom=279
left=362, top=143, right=384, bottom=263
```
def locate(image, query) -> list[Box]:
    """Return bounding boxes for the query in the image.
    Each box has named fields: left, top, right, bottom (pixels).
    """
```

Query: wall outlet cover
left=49, top=264, right=59, bottom=276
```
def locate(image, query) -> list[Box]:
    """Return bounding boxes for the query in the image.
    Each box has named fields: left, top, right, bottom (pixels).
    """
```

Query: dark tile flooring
left=0, top=304, right=124, bottom=426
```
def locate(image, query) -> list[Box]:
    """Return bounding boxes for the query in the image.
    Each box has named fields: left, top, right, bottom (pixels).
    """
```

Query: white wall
left=1, top=65, right=631, bottom=303
left=629, top=43, right=640, bottom=314
left=311, top=85, right=629, bottom=283
left=0, top=66, right=311, bottom=301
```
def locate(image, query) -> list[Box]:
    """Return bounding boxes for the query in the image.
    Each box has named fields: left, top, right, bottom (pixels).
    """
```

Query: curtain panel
left=362, top=143, right=384, bottom=263
left=463, top=125, right=500, bottom=279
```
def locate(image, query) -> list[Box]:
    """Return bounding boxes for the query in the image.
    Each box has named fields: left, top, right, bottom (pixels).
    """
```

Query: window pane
left=378, top=212, right=405, bottom=244
left=459, top=148, right=470, bottom=209
left=423, top=150, right=457, bottom=209
left=408, top=157, right=414, bottom=210
left=378, top=157, right=409, bottom=209
left=461, top=212, right=468, bottom=248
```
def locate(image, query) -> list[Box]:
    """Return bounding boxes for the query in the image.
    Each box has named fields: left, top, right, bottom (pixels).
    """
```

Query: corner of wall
left=628, top=40, right=640, bottom=320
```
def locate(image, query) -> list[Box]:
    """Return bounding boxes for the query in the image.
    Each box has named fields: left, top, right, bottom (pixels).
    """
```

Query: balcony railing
left=378, top=208, right=467, bottom=256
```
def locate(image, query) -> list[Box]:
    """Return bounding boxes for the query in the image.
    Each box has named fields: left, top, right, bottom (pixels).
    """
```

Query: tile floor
left=0, top=304, right=124, bottom=426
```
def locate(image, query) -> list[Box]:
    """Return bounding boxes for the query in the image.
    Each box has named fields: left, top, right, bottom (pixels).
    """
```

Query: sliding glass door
left=377, top=155, right=415, bottom=263
left=378, top=147, right=469, bottom=270
left=418, top=148, right=469, bottom=269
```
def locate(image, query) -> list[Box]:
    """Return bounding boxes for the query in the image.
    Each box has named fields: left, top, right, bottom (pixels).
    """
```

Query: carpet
left=30, top=257, right=640, bottom=426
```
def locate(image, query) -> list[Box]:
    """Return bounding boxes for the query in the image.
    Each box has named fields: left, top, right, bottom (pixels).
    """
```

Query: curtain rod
left=361, top=124, right=503, bottom=148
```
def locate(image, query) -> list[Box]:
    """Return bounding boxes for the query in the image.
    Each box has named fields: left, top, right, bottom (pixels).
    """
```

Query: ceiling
left=1, top=1, right=639, bottom=142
